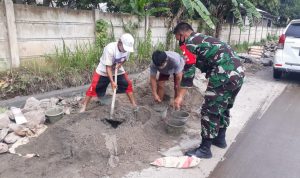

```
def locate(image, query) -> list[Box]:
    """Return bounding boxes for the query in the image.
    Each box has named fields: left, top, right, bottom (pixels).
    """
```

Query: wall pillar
left=4, top=0, right=20, bottom=68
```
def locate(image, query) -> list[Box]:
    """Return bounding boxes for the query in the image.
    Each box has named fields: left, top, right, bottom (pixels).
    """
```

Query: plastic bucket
left=165, top=119, right=186, bottom=135
left=45, top=107, right=64, bottom=123
left=171, top=111, right=190, bottom=123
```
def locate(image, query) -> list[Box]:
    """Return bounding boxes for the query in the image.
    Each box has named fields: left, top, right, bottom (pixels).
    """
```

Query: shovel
left=110, top=67, right=118, bottom=120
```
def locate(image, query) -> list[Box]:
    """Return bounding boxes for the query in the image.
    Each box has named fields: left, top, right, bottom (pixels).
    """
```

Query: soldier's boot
left=185, top=138, right=212, bottom=159
left=212, top=128, right=227, bottom=148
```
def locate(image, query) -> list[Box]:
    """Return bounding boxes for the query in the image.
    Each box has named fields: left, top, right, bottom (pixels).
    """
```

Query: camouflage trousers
left=200, top=78, right=243, bottom=139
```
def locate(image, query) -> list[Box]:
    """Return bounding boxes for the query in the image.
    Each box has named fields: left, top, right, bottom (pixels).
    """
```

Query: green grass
left=128, top=30, right=167, bottom=65
left=267, top=33, right=279, bottom=42
left=232, top=41, right=250, bottom=53
left=46, top=41, right=101, bottom=73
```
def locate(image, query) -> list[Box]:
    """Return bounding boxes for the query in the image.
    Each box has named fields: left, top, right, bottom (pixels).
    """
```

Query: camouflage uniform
left=181, top=32, right=245, bottom=139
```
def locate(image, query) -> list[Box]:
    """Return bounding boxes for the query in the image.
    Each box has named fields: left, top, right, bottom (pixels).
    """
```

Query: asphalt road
left=209, top=73, right=300, bottom=178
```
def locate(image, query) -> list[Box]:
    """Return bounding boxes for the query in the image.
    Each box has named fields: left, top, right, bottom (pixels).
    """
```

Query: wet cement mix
left=0, top=75, right=204, bottom=178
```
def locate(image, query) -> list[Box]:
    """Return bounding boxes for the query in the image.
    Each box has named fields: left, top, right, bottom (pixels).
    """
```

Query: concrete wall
left=94, top=11, right=170, bottom=45
left=0, top=1, right=284, bottom=71
left=149, top=16, right=169, bottom=44
left=220, top=24, right=284, bottom=45
left=0, top=2, right=10, bottom=70
left=14, top=5, right=95, bottom=60
left=95, top=11, right=143, bottom=41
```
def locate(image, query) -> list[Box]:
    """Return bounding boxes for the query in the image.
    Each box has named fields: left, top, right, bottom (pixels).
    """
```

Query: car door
left=284, top=22, right=300, bottom=65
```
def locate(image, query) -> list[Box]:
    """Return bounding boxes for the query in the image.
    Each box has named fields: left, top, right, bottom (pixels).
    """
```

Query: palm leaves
left=240, top=0, right=261, bottom=25
left=231, top=0, right=261, bottom=29
left=180, top=0, right=261, bottom=30
left=129, top=0, right=170, bottom=16
left=231, top=0, right=245, bottom=29
left=181, top=0, right=216, bottom=29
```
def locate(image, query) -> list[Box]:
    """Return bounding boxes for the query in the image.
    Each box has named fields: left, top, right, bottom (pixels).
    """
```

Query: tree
left=52, top=0, right=102, bottom=9
left=180, top=0, right=215, bottom=29
left=103, top=0, right=170, bottom=16
left=250, top=0, right=280, bottom=16
left=197, top=0, right=260, bottom=38
left=160, top=0, right=260, bottom=37
left=105, top=0, right=260, bottom=38
left=278, top=0, right=300, bottom=26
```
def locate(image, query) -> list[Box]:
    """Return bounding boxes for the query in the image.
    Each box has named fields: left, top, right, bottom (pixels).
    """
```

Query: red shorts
left=86, top=72, right=133, bottom=97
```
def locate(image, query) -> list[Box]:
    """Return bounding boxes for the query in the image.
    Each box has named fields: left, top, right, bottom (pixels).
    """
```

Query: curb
left=0, top=69, right=150, bottom=108
left=0, top=71, right=147, bottom=108
left=0, top=85, right=89, bottom=108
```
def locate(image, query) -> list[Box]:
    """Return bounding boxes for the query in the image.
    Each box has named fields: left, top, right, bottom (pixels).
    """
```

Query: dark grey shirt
left=150, top=51, right=185, bottom=76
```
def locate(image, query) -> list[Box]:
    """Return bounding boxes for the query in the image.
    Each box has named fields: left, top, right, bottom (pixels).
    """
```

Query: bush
left=267, top=33, right=272, bottom=41
left=233, top=42, right=249, bottom=53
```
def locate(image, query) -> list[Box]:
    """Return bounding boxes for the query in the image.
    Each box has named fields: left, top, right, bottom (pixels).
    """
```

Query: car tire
left=273, top=68, right=282, bottom=79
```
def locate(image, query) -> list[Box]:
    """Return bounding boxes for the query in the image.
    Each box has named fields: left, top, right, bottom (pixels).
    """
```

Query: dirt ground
left=0, top=61, right=263, bottom=178
left=0, top=75, right=203, bottom=178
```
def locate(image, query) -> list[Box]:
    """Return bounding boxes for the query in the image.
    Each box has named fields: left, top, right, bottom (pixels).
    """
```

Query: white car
left=273, top=19, right=300, bottom=79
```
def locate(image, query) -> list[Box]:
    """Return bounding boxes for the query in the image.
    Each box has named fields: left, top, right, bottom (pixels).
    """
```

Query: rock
left=23, top=97, right=41, bottom=112
left=11, top=107, right=28, bottom=125
left=0, top=143, right=8, bottom=154
left=0, top=128, right=9, bottom=142
left=24, top=110, right=46, bottom=129
left=261, top=58, right=273, bottom=66
left=64, top=107, right=71, bottom=115
left=9, top=124, right=27, bottom=137
left=58, top=96, right=64, bottom=101
left=244, top=57, right=254, bottom=64
left=74, top=96, right=82, bottom=102
left=238, top=54, right=254, bottom=64
left=4, top=132, right=21, bottom=144
left=6, top=111, right=15, bottom=121
left=50, top=97, right=59, bottom=106
left=263, top=51, right=272, bottom=58
left=60, top=100, right=67, bottom=105
left=0, top=113, right=10, bottom=129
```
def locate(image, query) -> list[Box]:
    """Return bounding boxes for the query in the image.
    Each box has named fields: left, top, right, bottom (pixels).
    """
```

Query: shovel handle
left=110, top=67, right=118, bottom=119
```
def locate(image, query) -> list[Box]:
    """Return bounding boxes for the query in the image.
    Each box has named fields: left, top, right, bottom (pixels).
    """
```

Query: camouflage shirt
left=183, top=32, right=245, bottom=89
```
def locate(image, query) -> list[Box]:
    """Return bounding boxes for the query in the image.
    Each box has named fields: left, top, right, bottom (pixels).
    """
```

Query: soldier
left=173, top=22, right=245, bottom=159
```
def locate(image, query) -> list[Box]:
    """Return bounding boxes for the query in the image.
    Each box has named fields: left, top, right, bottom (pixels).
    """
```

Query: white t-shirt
left=96, top=42, right=130, bottom=76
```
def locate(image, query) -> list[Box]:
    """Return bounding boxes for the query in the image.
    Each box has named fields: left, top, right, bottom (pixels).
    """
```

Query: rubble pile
left=0, top=96, right=79, bottom=156
left=248, top=46, right=264, bottom=59
left=260, top=41, right=277, bottom=66
left=238, top=41, right=278, bottom=68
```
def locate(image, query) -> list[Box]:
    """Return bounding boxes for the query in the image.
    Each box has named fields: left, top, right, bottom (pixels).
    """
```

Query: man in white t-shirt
left=80, top=33, right=137, bottom=112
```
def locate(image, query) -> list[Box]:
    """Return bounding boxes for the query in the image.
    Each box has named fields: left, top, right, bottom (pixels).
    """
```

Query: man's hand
left=174, top=96, right=183, bottom=110
left=111, top=81, right=117, bottom=91
left=116, top=63, right=122, bottom=69
left=153, top=93, right=162, bottom=103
